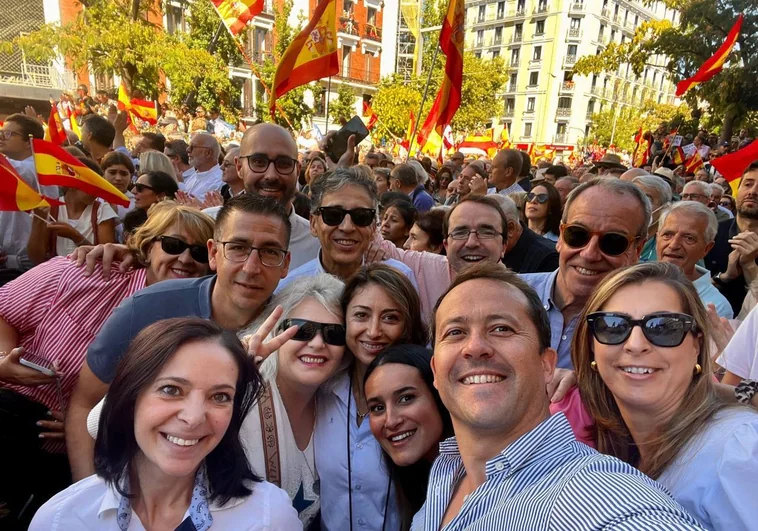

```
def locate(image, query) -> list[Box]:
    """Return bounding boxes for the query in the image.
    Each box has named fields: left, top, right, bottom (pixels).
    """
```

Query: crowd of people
left=1, top=100, right=758, bottom=531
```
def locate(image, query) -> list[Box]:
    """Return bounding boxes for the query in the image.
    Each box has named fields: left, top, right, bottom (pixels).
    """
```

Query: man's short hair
left=391, top=163, right=420, bottom=188
left=659, top=201, right=718, bottom=243
left=311, top=166, right=378, bottom=212
left=165, top=139, right=190, bottom=165
left=141, top=132, right=165, bottom=153
left=442, top=195, right=508, bottom=239
left=4, top=113, right=44, bottom=140
left=193, top=132, right=221, bottom=160
left=742, top=161, right=758, bottom=177
left=545, top=165, right=568, bottom=179
left=467, top=160, right=489, bottom=180
left=431, top=261, right=551, bottom=352
left=500, top=149, right=523, bottom=176
left=632, top=175, right=673, bottom=206
left=214, top=194, right=292, bottom=246
left=683, top=180, right=711, bottom=196
left=82, top=114, right=116, bottom=147
left=518, top=151, right=531, bottom=177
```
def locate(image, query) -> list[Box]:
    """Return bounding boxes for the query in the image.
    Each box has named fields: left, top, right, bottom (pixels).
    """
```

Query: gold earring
left=590, top=361, right=598, bottom=371
left=694, top=363, right=702, bottom=375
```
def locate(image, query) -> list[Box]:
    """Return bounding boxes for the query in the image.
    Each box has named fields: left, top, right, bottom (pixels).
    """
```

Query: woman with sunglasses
left=133, top=170, right=179, bottom=211
left=0, top=202, right=213, bottom=525
left=315, top=264, right=427, bottom=531
left=364, top=344, right=453, bottom=530
left=525, top=182, right=561, bottom=242
left=572, top=262, right=758, bottom=529
left=30, top=318, right=300, bottom=530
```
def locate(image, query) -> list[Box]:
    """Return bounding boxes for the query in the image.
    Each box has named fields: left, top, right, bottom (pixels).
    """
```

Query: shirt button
left=561, top=335, right=567, bottom=340
left=544, top=304, right=549, bottom=310
left=495, top=463, right=504, bottom=471
left=355, top=484, right=362, bottom=490
left=357, top=443, right=363, bottom=449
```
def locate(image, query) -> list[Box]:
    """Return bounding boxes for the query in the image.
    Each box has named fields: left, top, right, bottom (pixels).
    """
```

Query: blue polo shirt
left=410, top=185, right=436, bottom=213
left=87, top=276, right=215, bottom=383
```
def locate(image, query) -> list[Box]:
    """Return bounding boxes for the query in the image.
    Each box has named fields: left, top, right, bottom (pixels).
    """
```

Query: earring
left=590, top=361, right=598, bottom=371
left=694, top=363, right=702, bottom=375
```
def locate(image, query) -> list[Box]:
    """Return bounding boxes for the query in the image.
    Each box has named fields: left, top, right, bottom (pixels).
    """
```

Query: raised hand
left=241, top=306, right=299, bottom=365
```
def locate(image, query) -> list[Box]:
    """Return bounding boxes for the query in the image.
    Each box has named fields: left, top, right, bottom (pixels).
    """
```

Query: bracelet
left=735, top=379, right=758, bottom=405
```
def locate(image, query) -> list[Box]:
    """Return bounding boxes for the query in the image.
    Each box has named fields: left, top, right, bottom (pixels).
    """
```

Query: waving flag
left=211, top=0, right=264, bottom=36
left=270, top=0, right=338, bottom=117
left=32, top=139, right=130, bottom=207
left=0, top=154, right=51, bottom=211
left=459, top=130, right=499, bottom=157
left=711, top=140, right=758, bottom=195
left=362, top=101, right=379, bottom=130
left=117, top=83, right=157, bottom=125
left=676, top=15, right=743, bottom=97
left=633, top=129, right=652, bottom=168
left=400, top=111, right=415, bottom=151
left=45, top=104, right=66, bottom=146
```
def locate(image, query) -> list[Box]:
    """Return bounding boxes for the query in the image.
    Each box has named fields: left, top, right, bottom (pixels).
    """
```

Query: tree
left=328, top=83, right=357, bottom=126
left=574, top=0, right=758, bottom=142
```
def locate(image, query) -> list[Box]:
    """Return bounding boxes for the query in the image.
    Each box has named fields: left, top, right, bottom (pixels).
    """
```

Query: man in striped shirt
left=415, top=262, right=704, bottom=530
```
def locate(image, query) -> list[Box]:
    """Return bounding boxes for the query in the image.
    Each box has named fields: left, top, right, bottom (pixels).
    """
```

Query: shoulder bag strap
left=257, top=382, right=281, bottom=487
left=90, top=201, right=100, bottom=245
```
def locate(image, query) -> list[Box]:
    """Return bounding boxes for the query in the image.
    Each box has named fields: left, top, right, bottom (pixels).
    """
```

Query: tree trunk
left=720, top=108, right=737, bottom=144
left=131, top=0, right=140, bottom=21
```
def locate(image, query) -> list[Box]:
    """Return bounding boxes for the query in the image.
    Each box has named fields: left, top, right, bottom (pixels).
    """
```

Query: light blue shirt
left=658, top=408, right=758, bottom=530
left=276, top=252, right=418, bottom=294
left=693, top=265, right=733, bottom=319
left=521, top=270, right=577, bottom=369
left=412, top=414, right=703, bottom=530
left=315, top=372, right=401, bottom=531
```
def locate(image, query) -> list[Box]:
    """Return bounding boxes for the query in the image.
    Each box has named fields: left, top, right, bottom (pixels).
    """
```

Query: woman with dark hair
left=381, top=200, right=417, bottom=249
left=302, top=157, right=327, bottom=197
left=525, top=182, right=561, bottom=241
left=404, top=208, right=446, bottom=254
left=374, top=168, right=391, bottom=197
left=315, top=264, right=427, bottom=531
left=364, top=345, right=454, bottom=530
left=133, top=170, right=179, bottom=210
left=30, top=317, right=300, bottom=529
left=434, top=167, right=454, bottom=204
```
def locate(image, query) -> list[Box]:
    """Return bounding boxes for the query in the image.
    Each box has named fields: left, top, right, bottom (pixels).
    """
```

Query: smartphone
left=326, top=115, right=370, bottom=163
left=20, top=353, right=56, bottom=377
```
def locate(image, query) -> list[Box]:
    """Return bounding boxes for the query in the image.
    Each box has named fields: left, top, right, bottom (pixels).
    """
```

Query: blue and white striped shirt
left=411, top=414, right=704, bottom=530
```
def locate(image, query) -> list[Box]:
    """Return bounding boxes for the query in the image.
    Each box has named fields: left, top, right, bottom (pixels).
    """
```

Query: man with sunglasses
left=522, top=178, right=650, bottom=368
left=181, top=132, right=223, bottom=198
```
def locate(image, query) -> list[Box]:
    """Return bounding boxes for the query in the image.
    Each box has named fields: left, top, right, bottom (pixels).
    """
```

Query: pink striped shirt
left=0, top=257, right=146, bottom=452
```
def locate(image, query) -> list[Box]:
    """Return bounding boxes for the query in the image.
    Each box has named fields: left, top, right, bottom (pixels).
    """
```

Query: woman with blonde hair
left=139, top=150, right=176, bottom=180
left=572, top=261, right=758, bottom=529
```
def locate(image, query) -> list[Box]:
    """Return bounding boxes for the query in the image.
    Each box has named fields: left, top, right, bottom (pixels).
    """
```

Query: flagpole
left=27, top=135, right=42, bottom=196
left=407, top=43, right=440, bottom=160
left=324, top=77, right=332, bottom=134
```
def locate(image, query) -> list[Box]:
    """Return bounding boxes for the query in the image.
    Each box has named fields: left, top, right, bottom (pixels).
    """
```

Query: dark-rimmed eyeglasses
left=0, top=130, right=23, bottom=140
left=448, top=227, right=502, bottom=240
left=280, top=318, right=346, bottom=346
left=586, top=312, right=697, bottom=347
left=561, top=224, right=639, bottom=256
left=134, top=183, right=154, bottom=193
left=527, top=193, right=549, bottom=204
left=159, top=236, right=208, bottom=263
left=316, top=206, right=376, bottom=227
left=216, top=241, right=288, bottom=267
left=239, top=154, right=297, bottom=174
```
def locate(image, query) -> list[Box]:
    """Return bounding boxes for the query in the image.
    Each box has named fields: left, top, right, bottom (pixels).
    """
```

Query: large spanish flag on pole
left=0, top=154, right=51, bottom=211
left=416, top=0, right=465, bottom=148
left=675, top=15, right=743, bottom=97
left=32, top=139, right=130, bottom=207
left=45, top=104, right=66, bottom=146
left=117, top=83, right=158, bottom=125
left=270, top=0, right=339, bottom=118
left=711, top=139, right=758, bottom=195
left=211, top=0, right=263, bottom=36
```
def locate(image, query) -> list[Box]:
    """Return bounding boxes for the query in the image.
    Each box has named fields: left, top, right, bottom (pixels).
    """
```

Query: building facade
left=465, top=0, right=678, bottom=148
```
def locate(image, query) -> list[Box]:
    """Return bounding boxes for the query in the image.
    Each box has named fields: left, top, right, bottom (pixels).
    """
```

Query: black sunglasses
left=316, top=206, right=376, bottom=227
left=527, top=193, right=549, bottom=204
left=587, top=312, right=697, bottom=347
left=159, top=236, right=208, bottom=263
left=134, top=183, right=154, bottom=193
left=561, top=224, right=639, bottom=257
left=281, top=318, right=346, bottom=346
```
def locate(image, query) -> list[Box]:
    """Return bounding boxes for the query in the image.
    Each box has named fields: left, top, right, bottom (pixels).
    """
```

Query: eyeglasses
left=187, top=144, right=209, bottom=152
left=134, top=183, right=154, bottom=193
left=0, top=130, right=22, bottom=140
left=280, top=318, right=346, bottom=346
left=681, top=193, right=709, bottom=202
left=221, top=161, right=236, bottom=169
left=526, top=193, right=549, bottom=204
left=239, top=154, right=297, bottom=174
left=448, top=227, right=502, bottom=240
left=586, top=312, right=697, bottom=347
left=316, top=206, right=376, bottom=227
left=217, top=241, right=288, bottom=267
left=159, top=236, right=209, bottom=263
left=561, top=224, right=639, bottom=256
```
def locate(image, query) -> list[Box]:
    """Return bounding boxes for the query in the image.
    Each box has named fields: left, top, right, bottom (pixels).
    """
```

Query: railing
left=564, top=54, right=577, bottom=66
left=364, top=24, right=382, bottom=41
left=507, top=8, right=527, bottom=18
left=533, top=4, right=549, bottom=14
left=507, top=82, right=518, bottom=92
left=561, top=80, right=575, bottom=91
left=504, top=108, right=515, bottom=117
left=493, top=36, right=503, bottom=45
left=613, top=14, right=622, bottom=24
left=556, top=108, right=572, bottom=117
left=510, top=58, right=521, bottom=68
left=600, top=8, right=610, bottom=19
left=554, top=133, right=569, bottom=143
left=1, top=62, right=77, bottom=91
left=524, top=107, right=535, bottom=115
left=530, top=57, right=542, bottom=65
left=336, top=66, right=380, bottom=85
left=509, top=33, right=523, bottom=44
left=586, top=110, right=594, bottom=120
left=625, top=20, right=635, bottom=30
left=567, top=27, right=581, bottom=39
left=570, top=2, right=585, bottom=11
left=338, top=17, right=359, bottom=36
left=590, top=86, right=604, bottom=97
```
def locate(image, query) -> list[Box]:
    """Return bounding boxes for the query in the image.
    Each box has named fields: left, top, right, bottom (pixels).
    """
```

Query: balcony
left=586, top=110, right=595, bottom=120
left=504, top=108, right=515, bottom=117
left=0, top=60, right=77, bottom=101
left=613, top=14, right=622, bottom=25
left=493, top=36, right=503, bottom=46
left=563, top=54, right=577, bottom=67
left=569, top=2, right=585, bottom=13
left=510, top=58, right=521, bottom=68
left=530, top=57, right=543, bottom=65
left=556, top=108, right=572, bottom=118
left=560, top=80, right=575, bottom=92
left=533, top=4, right=549, bottom=15
left=567, top=27, right=582, bottom=40
left=508, top=34, right=523, bottom=46
left=364, top=24, right=382, bottom=42
left=338, top=17, right=359, bottom=36
left=590, top=86, right=605, bottom=97
left=507, top=82, right=518, bottom=92
left=554, top=133, right=569, bottom=144
left=524, top=107, right=535, bottom=115
left=600, top=7, right=610, bottom=20
left=335, top=65, right=380, bottom=86
left=506, top=8, right=527, bottom=20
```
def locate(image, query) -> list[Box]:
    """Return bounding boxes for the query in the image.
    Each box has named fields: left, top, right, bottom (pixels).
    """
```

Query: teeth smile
left=165, top=434, right=200, bottom=446
left=361, top=342, right=386, bottom=352
left=576, top=267, right=600, bottom=276
left=300, top=356, right=326, bottom=364
left=462, top=374, right=504, bottom=385
left=622, top=367, right=656, bottom=374
left=390, top=430, right=416, bottom=442
left=335, top=239, right=357, bottom=245
left=462, top=256, right=484, bottom=262
left=171, top=268, right=191, bottom=277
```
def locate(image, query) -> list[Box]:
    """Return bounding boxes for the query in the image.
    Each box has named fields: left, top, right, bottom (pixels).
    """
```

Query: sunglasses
left=159, top=236, right=208, bottom=263
left=586, top=312, right=697, bottom=347
left=527, top=193, right=549, bottom=204
left=134, top=183, right=154, bottom=193
left=561, top=224, right=639, bottom=256
left=280, top=318, right=346, bottom=346
left=316, top=206, right=376, bottom=227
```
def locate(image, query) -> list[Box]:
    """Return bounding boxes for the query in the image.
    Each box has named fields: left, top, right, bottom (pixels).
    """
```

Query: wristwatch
left=735, top=379, right=758, bottom=405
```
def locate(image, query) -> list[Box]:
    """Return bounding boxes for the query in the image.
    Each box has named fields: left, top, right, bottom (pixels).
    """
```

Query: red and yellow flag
left=270, top=0, right=339, bottom=117
left=65, top=105, right=82, bottom=139
left=499, top=125, right=511, bottom=149
left=362, top=101, right=379, bottom=130
left=416, top=0, right=465, bottom=148
left=0, top=154, right=50, bottom=211
left=632, top=129, right=652, bottom=168
left=211, top=0, right=263, bottom=36
left=676, top=15, right=743, bottom=97
left=459, top=130, right=499, bottom=157
left=711, top=139, right=758, bottom=195
left=32, top=139, right=130, bottom=207
left=400, top=111, right=415, bottom=151
left=118, top=83, right=158, bottom=125
left=45, top=104, right=66, bottom=146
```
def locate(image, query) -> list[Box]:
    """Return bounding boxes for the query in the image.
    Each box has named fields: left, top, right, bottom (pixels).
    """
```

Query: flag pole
left=407, top=43, right=440, bottom=160
left=27, top=135, right=56, bottom=222
left=324, top=77, right=332, bottom=134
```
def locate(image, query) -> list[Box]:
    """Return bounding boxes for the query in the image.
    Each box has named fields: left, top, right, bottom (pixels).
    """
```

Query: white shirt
left=55, top=200, right=119, bottom=258
left=718, top=304, right=758, bottom=379
left=182, top=164, right=223, bottom=198
left=29, top=474, right=301, bottom=530
left=658, top=408, right=758, bottom=530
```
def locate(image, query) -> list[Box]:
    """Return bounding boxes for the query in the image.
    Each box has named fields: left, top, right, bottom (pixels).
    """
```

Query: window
left=492, top=50, right=500, bottom=58
left=505, top=98, right=515, bottom=112
left=556, top=123, right=567, bottom=135
left=558, top=97, right=572, bottom=109
left=476, top=30, right=484, bottom=46
left=478, top=5, right=486, bottom=22
left=587, top=100, right=595, bottom=114
left=598, top=24, right=605, bottom=40
left=524, top=123, right=533, bottom=137
left=567, top=44, right=578, bottom=56
left=536, top=20, right=545, bottom=35
left=610, top=29, right=616, bottom=42
left=367, top=7, right=377, bottom=25
left=495, top=27, right=503, bottom=43
left=341, top=45, right=351, bottom=77
left=533, top=46, right=542, bottom=60
left=511, top=48, right=520, bottom=63
left=509, top=73, right=518, bottom=90
left=515, top=23, right=523, bottom=38
left=527, top=97, right=536, bottom=111
left=475, top=51, right=482, bottom=58
left=517, top=0, right=525, bottom=12
left=570, top=18, right=581, bottom=29
left=497, top=1, right=505, bottom=18
left=529, top=71, right=539, bottom=85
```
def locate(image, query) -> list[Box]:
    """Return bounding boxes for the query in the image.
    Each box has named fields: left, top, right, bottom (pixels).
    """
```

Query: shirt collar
left=540, top=269, right=562, bottom=310
left=194, top=164, right=220, bottom=177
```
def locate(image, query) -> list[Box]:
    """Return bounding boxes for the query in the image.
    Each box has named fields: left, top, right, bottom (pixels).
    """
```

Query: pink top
left=549, top=386, right=596, bottom=448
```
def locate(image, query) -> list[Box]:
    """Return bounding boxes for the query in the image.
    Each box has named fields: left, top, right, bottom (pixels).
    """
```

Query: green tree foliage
left=574, top=0, right=758, bottom=141
left=329, top=83, right=357, bottom=126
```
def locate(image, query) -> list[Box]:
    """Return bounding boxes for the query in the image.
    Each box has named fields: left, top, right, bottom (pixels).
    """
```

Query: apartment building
left=465, top=0, right=679, bottom=148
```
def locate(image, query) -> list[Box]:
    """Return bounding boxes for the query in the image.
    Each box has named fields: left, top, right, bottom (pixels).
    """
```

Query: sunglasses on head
left=316, top=206, right=376, bottom=227
left=280, top=318, right=346, bottom=346
left=527, top=193, right=549, bottom=204
left=159, top=236, right=208, bottom=263
left=561, top=224, right=639, bottom=256
left=587, top=312, right=697, bottom=347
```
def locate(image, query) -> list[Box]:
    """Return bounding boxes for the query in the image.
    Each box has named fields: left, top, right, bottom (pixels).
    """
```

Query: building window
left=567, top=44, right=577, bottom=56
left=610, top=29, right=616, bottom=42
left=344, top=0, right=354, bottom=16
left=570, top=17, right=581, bottom=29
left=495, top=27, right=503, bottom=44
left=367, top=7, right=377, bottom=25
left=476, top=30, right=484, bottom=46
left=556, top=123, right=567, bottom=135
left=509, top=73, right=518, bottom=90
left=524, top=123, right=533, bottom=137
left=505, top=97, right=515, bottom=112
left=533, top=46, right=542, bottom=60
left=515, top=23, right=523, bottom=39
left=475, top=51, right=482, bottom=58
left=527, top=97, right=536, bottom=111
left=497, top=1, right=505, bottom=18
left=478, top=5, right=485, bottom=22
left=558, top=96, right=572, bottom=109
left=535, top=20, right=545, bottom=35
left=166, top=3, right=187, bottom=35
left=511, top=48, right=520, bottom=63
left=529, top=71, right=539, bottom=85
left=342, top=45, right=351, bottom=77
left=517, top=0, right=525, bottom=12
left=598, top=24, right=605, bottom=40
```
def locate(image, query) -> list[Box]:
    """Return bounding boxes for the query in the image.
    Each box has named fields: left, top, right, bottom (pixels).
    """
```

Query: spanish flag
left=499, top=125, right=511, bottom=149
left=65, top=105, right=82, bottom=140
left=270, top=0, right=339, bottom=117
left=400, top=111, right=415, bottom=151
left=416, top=0, right=464, bottom=148
left=118, top=83, right=158, bottom=125
left=0, top=154, right=51, bottom=211
left=32, top=139, right=130, bottom=207
left=675, top=15, right=743, bottom=97
left=362, top=101, right=379, bottom=131
left=459, top=130, right=499, bottom=157
left=45, top=104, right=66, bottom=146
left=212, top=0, right=263, bottom=36
left=711, top=139, right=758, bottom=195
